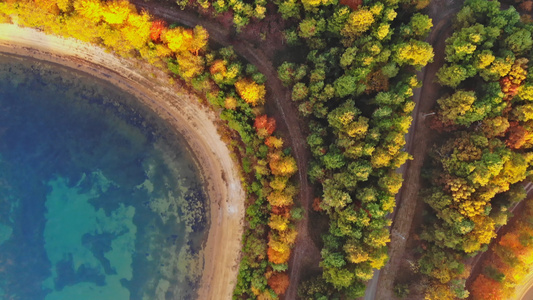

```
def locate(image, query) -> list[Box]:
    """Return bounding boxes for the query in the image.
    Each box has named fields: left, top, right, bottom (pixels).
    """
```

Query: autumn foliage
left=150, top=19, right=166, bottom=42
left=339, top=0, right=362, bottom=11
left=269, top=151, right=298, bottom=177
left=471, top=275, right=503, bottom=300
left=254, top=115, right=276, bottom=138
left=265, top=136, right=283, bottom=149
left=267, top=242, right=291, bottom=264
left=420, top=1, right=533, bottom=297
left=470, top=198, right=533, bottom=299
left=506, top=122, right=527, bottom=149
left=235, top=78, right=266, bottom=106
left=267, top=272, right=290, bottom=295
left=520, top=1, right=533, bottom=12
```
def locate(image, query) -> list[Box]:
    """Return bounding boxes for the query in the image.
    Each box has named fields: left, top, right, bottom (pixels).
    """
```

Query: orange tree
left=470, top=197, right=533, bottom=299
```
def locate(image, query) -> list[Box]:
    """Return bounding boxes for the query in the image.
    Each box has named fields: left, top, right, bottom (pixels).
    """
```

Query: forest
left=415, top=0, right=533, bottom=298
left=3, top=0, right=533, bottom=299
left=276, top=0, right=432, bottom=298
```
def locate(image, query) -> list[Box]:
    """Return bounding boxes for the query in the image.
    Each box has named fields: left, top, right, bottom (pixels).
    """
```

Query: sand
left=0, top=23, right=244, bottom=300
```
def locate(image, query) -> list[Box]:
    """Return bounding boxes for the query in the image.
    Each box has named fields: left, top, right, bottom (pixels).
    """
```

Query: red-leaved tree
left=254, top=115, right=276, bottom=137
left=267, top=272, right=290, bottom=295
left=150, top=20, right=166, bottom=42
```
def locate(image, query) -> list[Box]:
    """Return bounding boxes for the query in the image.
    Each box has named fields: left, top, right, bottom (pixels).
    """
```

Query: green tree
left=278, top=0, right=300, bottom=19
left=436, top=64, right=470, bottom=88
left=299, top=17, right=326, bottom=39
left=505, top=28, right=533, bottom=55
left=401, top=13, right=433, bottom=39
left=292, top=82, right=309, bottom=101
left=437, top=90, right=477, bottom=125
left=322, top=149, right=346, bottom=170
left=327, top=7, right=351, bottom=35
left=334, top=76, right=358, bottom=98
left=323, top=267, right=355, bottom=289
left=322, top=179, right=352, bottom=209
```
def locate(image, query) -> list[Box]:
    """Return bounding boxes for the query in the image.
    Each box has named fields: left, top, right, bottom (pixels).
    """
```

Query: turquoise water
left=0, top=54, right=208, bottom=300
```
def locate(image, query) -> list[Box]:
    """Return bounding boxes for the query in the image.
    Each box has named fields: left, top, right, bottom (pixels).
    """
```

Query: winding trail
left=130, top=2, right=320, bottom=298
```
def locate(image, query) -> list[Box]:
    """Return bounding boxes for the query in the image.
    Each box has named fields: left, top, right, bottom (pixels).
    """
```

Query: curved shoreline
left=0, top=23, right=244, bottom=300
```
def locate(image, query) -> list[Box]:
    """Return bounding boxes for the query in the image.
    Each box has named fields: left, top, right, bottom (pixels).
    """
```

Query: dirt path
left=130, top=2, right=320, bottom=298
left=372, top=1, right=463, bottom=298
left=0, top=24, right=245, bottom=300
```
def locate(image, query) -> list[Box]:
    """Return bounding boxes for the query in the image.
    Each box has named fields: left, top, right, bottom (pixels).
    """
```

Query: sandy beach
left=0, top=23, right=244, bottom=300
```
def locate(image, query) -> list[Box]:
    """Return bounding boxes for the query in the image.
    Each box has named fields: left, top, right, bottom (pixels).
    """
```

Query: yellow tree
left=265, top=136, right=284, bottom=149
left=462, top=215, right=496, bottom=253
left=268, top=236, right=291, bottom=264
left=473, top=50, right=495, bottom=69
left=162, top=27, right=194, bottom=53
left=343, top=240, right=369, bottom=263
left=189, top=25, right=208, bottom=54
left=121, top=11, right=152, bottom=51
left=74, top=0, right=103, bottom=23
left=101, top=0, right=132, bottom=25
left=9, top=2, right=59, bottom=31
left=519, top=84, right=533, bottom=101
left=437, top=90, right=476, bottom=125
left=300, top=0, right=323, bottom=11
left=55, top=0, right=72, bottom=12
left=371, top=147, right=393, bottom=169
left=174, top=51, right=205, bottom=79
left=35, top=0, right=72, bottom=12
left=267, top=190, right=294, bottom=207
left=34, top=0, right=60, bottom=14
left=269, top=176, right=288, bottom=191
left=425, top=284, right=456, bottom=300
left=235, top=78, right=266, bottom=106
left=378, top=172, right=403, bottom=194
left=279, top=227, right=298, bottom=245
left=58, top=13, right=104, bottom=43
left=341, top=8, right=375, bottom=42
left=101, top=26, right=135, bottom=55
left=269, top=214, right=290, bottom=232
left=224, top=96, right=238, bottom=110
left=394, top=40, right=434, bottom=69
left=269, top=153, right=297, bottom=177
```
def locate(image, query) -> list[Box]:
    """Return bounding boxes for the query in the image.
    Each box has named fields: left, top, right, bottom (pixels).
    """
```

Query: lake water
left=0, top=54, right=208, bottom=300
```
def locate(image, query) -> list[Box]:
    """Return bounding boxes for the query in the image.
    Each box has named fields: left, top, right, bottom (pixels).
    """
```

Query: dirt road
left=371, top=1, right=464, bottom=298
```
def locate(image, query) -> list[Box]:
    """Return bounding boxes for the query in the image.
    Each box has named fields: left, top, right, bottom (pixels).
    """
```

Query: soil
left=0, top=24, right=246, bottom=300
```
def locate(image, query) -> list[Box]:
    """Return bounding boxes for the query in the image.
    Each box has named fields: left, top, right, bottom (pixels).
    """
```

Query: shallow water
left=0, top=54, right=208, bottom=300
